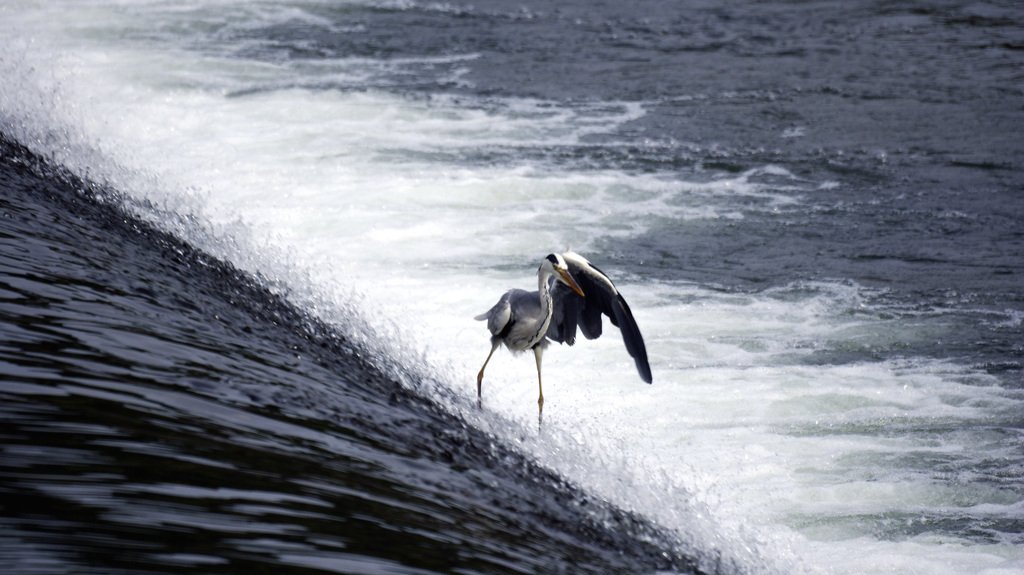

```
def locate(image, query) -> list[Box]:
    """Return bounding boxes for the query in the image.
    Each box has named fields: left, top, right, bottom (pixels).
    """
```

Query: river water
left=2, top=1, right=1023, bottom=574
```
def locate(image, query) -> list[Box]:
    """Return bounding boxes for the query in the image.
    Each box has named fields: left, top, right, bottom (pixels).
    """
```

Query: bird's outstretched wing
left=547, top=252, right=653, bottom=383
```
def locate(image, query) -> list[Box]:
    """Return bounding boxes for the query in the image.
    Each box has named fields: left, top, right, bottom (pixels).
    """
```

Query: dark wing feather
left=609, top=291, right=653, bottom=384
left=548, top=253, right=653, bottom=384
left=547, top=288, right=580, bottom=345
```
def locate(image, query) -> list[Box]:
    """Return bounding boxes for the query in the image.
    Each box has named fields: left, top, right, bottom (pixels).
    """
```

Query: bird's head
left=540, top=253, right=585, bottom=297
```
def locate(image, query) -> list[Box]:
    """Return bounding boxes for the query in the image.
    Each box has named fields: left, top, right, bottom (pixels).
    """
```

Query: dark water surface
left=3, top=0, right=1024, bottom=573
left=0, top=138, right=696, bottom=574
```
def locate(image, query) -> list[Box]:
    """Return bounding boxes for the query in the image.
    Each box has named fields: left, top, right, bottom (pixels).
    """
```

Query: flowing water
left=2, top=1, right=1023, bottom=574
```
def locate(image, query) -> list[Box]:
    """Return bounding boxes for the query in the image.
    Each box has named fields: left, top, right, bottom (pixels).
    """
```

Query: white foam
left=3, top=2, right=1023, bottom=574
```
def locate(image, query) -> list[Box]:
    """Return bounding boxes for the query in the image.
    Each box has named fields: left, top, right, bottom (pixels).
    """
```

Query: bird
left=474, top=251, right=652, bottom=414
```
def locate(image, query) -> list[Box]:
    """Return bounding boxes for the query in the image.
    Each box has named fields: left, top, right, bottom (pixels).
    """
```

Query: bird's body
left=475, top=251, right=652, bottom=413
left=478, top=288, right=551, bottom=353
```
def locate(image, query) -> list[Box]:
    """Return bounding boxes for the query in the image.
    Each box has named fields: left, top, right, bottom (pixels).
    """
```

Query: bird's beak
left=558, top=268, right=585, bottom=297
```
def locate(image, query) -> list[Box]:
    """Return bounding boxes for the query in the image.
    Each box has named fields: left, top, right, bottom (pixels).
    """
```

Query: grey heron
left=475, top=251, right=653, bottom=413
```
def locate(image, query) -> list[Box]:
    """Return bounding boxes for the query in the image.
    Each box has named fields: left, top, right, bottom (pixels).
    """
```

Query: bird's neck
left=537, top=271, right=554, bottom=313
left=540, top=280, right=553, bottom=312
left=528, top=271, right=555, bottom=347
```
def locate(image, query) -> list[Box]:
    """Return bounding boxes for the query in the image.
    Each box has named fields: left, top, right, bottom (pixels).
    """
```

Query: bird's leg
left=533, top=346, right=546, bottom=430
left=476, top=340, right=500, bottom=405
left=533, top=346, right=545, bottom=412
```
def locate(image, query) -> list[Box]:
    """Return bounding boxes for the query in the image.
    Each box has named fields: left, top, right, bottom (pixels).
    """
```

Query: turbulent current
left=2, top=1, right=1023, bottom=574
